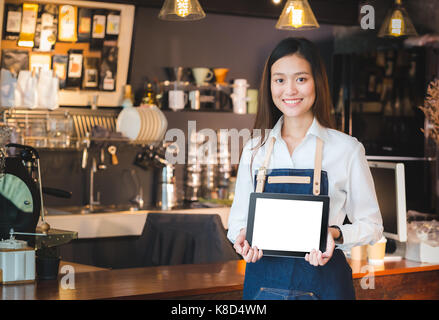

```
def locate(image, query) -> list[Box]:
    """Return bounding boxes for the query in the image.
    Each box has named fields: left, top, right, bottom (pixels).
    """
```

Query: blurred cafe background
left=0, top=0, right=439, bottom=300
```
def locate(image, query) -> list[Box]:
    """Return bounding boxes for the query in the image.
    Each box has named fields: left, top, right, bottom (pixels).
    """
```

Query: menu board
left=1, top=1, right=121, bottom=93
left=0, top=0, right=134, bottom=107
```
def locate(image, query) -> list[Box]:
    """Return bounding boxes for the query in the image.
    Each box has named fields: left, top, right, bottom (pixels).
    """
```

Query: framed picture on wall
left=0, top=0, right=135, bottom=107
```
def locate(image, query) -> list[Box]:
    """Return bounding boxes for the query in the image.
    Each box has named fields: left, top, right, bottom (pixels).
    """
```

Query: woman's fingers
left=308, top=249, right=315, bottom=265
left=233, top=242, right=242, bottom=254
left=243, top=245, right=264, bottom=263
left=317, top=251, right=324, bottom=265
left=242, top=240, right=250, bottom=257
left=234, top=230, right=248, bottom=256
left=306, top=249, right=319, bottom=266
left=251, top=246, right=260, bottom=263
left=244, top=247, right=254, bottom=262
left=234, top=231, right=263, bottom=263
left=243, top=248, right=249, bottom=261
left=306, top=249, right=331, bottom=266
left=258, top=248, right=263, bottom=260
left=251, top=247, right=258, bottom=263
left=233, top=233, right=245, bottom=255
left=311, top=250, right=318, bottom=266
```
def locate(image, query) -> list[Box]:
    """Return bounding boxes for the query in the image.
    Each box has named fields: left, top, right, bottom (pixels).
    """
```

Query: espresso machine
left=0, top=141, right=76, bottom=282
left=134, top=143, right=178, bottom=210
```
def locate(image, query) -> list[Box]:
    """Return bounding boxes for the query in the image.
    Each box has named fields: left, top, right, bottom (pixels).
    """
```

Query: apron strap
left=313, top=137, right=323, bottom=196
left=255, top=137, right=276, bottom=193
left=255, top=136, right=324, bottom=195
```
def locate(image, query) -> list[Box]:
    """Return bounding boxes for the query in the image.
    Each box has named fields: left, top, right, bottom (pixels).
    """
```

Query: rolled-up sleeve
left=337, top=143, right=383, bottom=250
left=227, top=141, right=256, bottom=244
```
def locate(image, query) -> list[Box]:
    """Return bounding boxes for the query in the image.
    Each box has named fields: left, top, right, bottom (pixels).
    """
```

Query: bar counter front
left=1, top=257, right=439, bottom=300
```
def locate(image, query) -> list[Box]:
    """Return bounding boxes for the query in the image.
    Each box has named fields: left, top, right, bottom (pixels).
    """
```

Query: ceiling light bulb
left=390, top=10, right=403, bottom=36
left=176, top=0, right=189, bottom=17
left=158, top=0, right=206, bottom=21
left=288, top=6, right=304, bottom=28
left=276, top=0, right=319, bottom=30
left=378, top=0, right=417, bottom=38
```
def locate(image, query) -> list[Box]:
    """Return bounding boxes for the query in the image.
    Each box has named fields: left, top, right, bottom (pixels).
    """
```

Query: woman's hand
left=233, top=228, right=263, bottom=263
left=304, top=228, right=335, bottom=266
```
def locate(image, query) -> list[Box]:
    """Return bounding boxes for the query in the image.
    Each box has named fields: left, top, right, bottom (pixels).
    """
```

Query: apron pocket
left=254, top=287, right=319, bottom=300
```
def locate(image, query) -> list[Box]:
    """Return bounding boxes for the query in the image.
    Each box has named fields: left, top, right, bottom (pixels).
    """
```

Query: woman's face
left=270, top=53, right=316, bottom=120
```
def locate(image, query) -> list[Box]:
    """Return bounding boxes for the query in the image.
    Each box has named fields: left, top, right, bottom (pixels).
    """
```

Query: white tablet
left=246, top=192, right=330, bottom=258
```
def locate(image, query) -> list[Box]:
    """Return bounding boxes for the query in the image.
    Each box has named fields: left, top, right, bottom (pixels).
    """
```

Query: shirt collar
left=269, top=115, right=329, bottom=143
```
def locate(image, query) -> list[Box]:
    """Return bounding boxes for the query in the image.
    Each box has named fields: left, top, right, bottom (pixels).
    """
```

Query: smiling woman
left=270, top=54, right=316, bottom=156
left=227, top=37, right=383, bottom=300
left=252, top=38, right=334, bottom=148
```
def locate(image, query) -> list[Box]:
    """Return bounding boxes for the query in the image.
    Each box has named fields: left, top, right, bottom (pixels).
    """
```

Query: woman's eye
left=297, top=77, right=306, bottom=83
left=274, top=78, right=284, bottom=84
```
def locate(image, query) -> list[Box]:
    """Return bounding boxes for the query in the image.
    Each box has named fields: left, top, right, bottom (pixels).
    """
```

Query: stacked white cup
left=231, top=79, right=249, bottom=114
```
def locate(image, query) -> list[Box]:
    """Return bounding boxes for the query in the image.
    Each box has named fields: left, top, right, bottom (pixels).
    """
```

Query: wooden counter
left=1, top=258, right=438, bottom=300
left=59, top=261, right=109, bottom=274
left=349, top=258, right=439, bottom=299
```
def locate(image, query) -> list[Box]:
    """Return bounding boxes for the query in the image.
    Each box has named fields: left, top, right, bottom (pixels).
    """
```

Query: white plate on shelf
left=150, top=105, right=161, bottom=141
left=143, top=106, right=154, bottom=141
left=136, top=107, right=147, bottom=140
left=137, top=107, right=148, bottom=141
left=156, top=106, right=168, bottom=141
left=116, top=107, right=141, bottom=140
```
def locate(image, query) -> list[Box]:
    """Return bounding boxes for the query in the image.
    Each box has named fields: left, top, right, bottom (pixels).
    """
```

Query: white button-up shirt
left=227, top=116, right=383, bottom=251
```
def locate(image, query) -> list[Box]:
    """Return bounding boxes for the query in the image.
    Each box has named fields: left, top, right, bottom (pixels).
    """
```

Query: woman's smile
left=283, top=98, right=303, bottom=107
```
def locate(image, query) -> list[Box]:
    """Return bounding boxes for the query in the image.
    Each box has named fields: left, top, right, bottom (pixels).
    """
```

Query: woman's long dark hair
left=252, top=37, right=335, bottom=147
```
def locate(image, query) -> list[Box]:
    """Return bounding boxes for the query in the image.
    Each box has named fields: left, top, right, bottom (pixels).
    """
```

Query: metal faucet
left=129, top=169, right=144, bottom=210
left=89, top=157, right=100, bottom=212
left=131, top=187, right=144, bottom=210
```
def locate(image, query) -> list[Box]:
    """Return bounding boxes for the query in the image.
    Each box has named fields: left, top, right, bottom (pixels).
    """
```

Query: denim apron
left=243, top=136, right=356, bottom=300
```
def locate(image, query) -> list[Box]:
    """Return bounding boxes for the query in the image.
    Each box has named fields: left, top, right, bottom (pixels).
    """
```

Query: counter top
left=0, top=260, right=245, bottom=300
left=349, top=257, right=439, bottom=278
left=38, top=207, right=231, bottom=239
left=2, top=258, right=439, bottom=300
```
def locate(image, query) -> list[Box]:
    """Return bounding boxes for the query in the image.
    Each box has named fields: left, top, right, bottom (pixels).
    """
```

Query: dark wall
left=40, top=1, right=439, bottom=210
left=42, top=8, right=336, bottom=208
left=128, top=7, right=335, bottom=101
left=40, top=145, right=154, bottom=207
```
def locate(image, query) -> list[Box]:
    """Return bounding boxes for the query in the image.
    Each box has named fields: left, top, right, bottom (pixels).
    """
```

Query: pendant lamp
left=158, top=0, right=206, bottom=21
left=276, top=0, right=319, bottom=30
left=378, top=0, right=418, bottom=38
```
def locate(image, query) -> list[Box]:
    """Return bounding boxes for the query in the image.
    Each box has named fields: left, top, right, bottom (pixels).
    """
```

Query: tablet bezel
left=246, top=192, right=330, bottom=258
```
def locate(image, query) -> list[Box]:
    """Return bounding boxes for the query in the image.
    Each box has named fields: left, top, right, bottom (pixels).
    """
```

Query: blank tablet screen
left=246, top=193, right=329, bottom=257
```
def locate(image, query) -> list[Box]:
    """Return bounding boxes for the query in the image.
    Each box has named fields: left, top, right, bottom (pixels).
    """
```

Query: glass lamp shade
left=275, top=0, right=319, bottom=30
left=378, top=0, right=418, bottom=37
left=158, top=0, right=206, bottom=21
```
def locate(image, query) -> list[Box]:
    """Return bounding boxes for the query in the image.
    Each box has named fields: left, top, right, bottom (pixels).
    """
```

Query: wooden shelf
left=163, top=110, right=256, bottom=132
left=1, top=39, right=101, bottom=58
